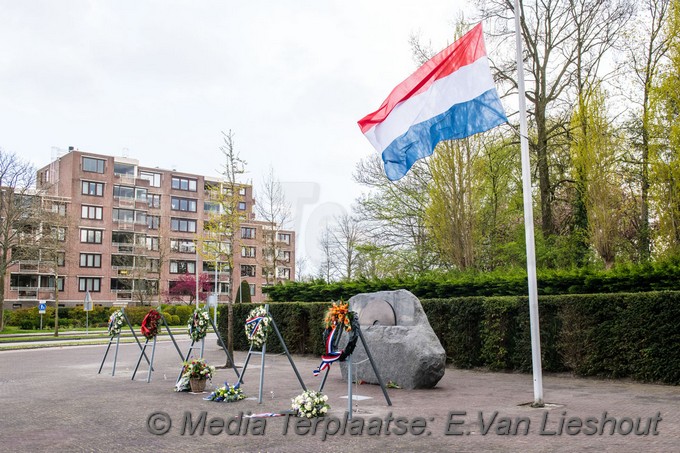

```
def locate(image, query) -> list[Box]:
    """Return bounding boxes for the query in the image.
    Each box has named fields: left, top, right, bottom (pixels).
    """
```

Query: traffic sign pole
left=39, top=301, right=47, bottom=330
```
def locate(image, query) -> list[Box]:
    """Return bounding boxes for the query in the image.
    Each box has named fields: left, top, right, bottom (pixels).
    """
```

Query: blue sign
left=39, top=302, right=47, bottom=314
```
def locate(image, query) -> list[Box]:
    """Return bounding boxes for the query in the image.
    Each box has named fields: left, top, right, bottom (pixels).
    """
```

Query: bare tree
left=317, top=224, right=336, bottom=283
left=327, top=213, right=363, bottom=281
left=0, top=150, right=36, bottom=330
left=255, top=167, right=291, bottom=285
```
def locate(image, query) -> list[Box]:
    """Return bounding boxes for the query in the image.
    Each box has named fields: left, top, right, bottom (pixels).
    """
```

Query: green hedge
left=263, top=261, right=680, bottom=302
left=4, top=304, right=195, bottom=330
left=219, top=292, right=680, bottom=385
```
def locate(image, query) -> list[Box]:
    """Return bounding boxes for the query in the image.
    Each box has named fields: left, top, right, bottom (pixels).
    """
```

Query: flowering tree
left=167, top=273, right=211, bottom=305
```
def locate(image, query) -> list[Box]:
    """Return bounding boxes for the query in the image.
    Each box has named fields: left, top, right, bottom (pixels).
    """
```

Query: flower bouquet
left=108, top=310, right=125, bottom=336
left=244, top=305, right=271, bottom=348
left=324, top=301, right=354, bottom=332
left=204, top=382, right=246, bottom=403
left=188, top=308, right=210, bottom=342
left=291, top=390, right=330, bottom=418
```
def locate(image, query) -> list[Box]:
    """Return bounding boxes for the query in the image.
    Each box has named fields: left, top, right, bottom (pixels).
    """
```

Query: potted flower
left=179, top=358, right=215, bottom=393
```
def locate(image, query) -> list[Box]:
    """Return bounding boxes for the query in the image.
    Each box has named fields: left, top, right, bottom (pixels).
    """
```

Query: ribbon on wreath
left=313, top=326, right=343, bottom=376
left=245, top=315, right=266, bottom=340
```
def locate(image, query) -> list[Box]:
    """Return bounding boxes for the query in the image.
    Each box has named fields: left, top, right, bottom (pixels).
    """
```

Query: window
left=171, top=197, right=197, bottom=212
left=277, top=267, right=291, bottom=280
left=278, top=233, right=291, bottom=244
left=146, top=237, right=159, bottom=251
left=147, top=194, right=161, bottom=208
left=111, top=231, right=133, bottom=244
left=145, top=215, right=159, bottom=230
left=113, top=162, right=135, bottom=176
left=80, top=253, right=101, bottom=268
left=239, top=187, right=247, bottom=195
left=170, top=260, right=196, bottom=274
left=57, top=252, right=66, bottom=267
left=204, top=201, right=221, bottom=214
left=147, top=259, right=160, bottom=272
left=39, top=276, right=65, bottom=291
left=171, top=218, right=197, bottom=233
left=82, top=181, right=104, bottom=196
left=113, top=185, right=134, bottom=199
left=171, top=176, right=197, bottom=192
left=135, top=187, right=147, bottom=202
left=111, top=254, right=134, bottom=267
left=139, top=171, right=161, bottom=187
left=241, top=227, right=256, bottom=239
left=238, top=202, right=246, bottom=211
left=51, top=203, right=67, bottom=216
left=112, top=208, right=134, bottom=222
left=241, top=246, right=256, bottom=258
left=241, top=264, right=256, bottom=277
left=82, top=156, right=105, bottom=173
left=79, top=277, right=101, bottom=292
left=281, top=251, right=291, bottom=262
left=51, top=226, right=66, bottom=241
left=81, top=205, right=103, bottom=220
left=171, top=239, right=195, bottom=254
left=249, top=284, right=256, bottom=296
left=80, top=229, right=103, bottom=244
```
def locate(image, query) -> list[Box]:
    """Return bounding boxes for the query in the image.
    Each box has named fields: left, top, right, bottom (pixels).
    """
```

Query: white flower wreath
left=244, top=305, right=271, bottom=348
left=291, top=390, right=330, bottom=418
left=108, top=310, right=125, bottom=336
left=188, top=308, right=210, bottom=342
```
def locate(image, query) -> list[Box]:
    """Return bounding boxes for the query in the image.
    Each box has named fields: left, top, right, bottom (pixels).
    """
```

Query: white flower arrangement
left=291, top=390, right=330, bottom=418
left=188, top=308, right=210, bottom=341
left=107, top=310, right=125, bottom=336
left=244, top=305, right=271, bottom=348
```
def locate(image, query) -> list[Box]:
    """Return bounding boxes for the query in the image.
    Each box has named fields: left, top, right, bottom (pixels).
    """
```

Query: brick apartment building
left=4, top=148, right=295, bottom=309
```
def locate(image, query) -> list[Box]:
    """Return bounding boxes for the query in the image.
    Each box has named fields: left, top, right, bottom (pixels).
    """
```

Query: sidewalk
left=0, top=338, right=678, bottom=452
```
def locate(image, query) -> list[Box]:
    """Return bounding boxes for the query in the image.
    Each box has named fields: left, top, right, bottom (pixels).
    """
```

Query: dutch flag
left=358, top=23, right=507, bottom=181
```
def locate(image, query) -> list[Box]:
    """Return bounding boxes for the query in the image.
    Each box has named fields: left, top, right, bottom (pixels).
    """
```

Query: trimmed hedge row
left=263, top=261, right=680, bottom=301
left=4, top=304, right=198, bottom=330
left=219, top=292, right=680, bottom=385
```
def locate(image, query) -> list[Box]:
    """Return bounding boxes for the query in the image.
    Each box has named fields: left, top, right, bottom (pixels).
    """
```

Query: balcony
left=17, top=261, right=57, bottom=274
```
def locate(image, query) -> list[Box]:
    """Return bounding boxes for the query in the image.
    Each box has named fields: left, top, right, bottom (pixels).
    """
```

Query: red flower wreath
left=141, top=309, right=162, bottom=339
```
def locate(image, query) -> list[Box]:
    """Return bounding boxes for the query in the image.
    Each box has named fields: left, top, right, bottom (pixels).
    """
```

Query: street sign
left=207, top=294, right=217, bottom=307
left=84, top=291, right=93, bottom=312
left=38, top=301, right=47, bottom=314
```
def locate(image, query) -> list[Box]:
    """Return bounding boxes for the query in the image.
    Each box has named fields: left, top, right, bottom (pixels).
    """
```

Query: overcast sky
left=0, top=0, right=470, bottom=274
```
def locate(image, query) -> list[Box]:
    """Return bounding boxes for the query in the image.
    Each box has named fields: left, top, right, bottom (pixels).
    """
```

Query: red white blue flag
left=358, top=23, right=507, bottom=181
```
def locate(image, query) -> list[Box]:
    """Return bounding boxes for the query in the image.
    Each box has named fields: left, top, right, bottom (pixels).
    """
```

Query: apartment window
left=147, top=259, right=160, bottom=272
left=204, top=200, right=221, bottom=214
left=249, top=284, right=256, bottom=296
left=139, top=171, right=161, bottom=187
left=78, top=277, right=101, bottom=292
left=51, top=203, right=67, bottom=216
left=147, top=215, right=160, bottom=230
left=241, top=246, right=256, bottom=258
left=171, top=176, right=197, bottom=192
left=111, top=231, right=133, bottom=244
left=146, top=237, right=159, bottom=251
left=79, top=253, right=102, bottom=268
left=239, top=187, right=247, bottom=195
left=51, top=226, right=66, bottom=241
left=39, top=276, right=65, bottom=291
left=171, top=218, right=197, bottom=233
left=111, top=254, right=134, bottom=267
left=57, top=252, right=65, bottom=267
left=81, top=205, right=103, bottom=220
left=281, top=250, right=291, bottom=262
left=147, top=194, right=161, bottom=208
left=277, top=267, right=291, bottom=280
left=82, top=181, right=104, bottom=196
left=82, top=156, right=105, bottom=173
left=80, top=229, right=103, bottom=244
left=241, top=227, right=256, bottom=239
left=238, top=202, right=246, bottom=211
left=113, top=185, right=134, bottom=199
left=170, top=260, right=196, bottom=274
left=171, top=197, right=197, bottom=212
left=171, top=239, right=196, bottom=254
left=135, top=187, right=147, bottom=202
left=112, top=208, right=134, bottom=222
left=241, top=264, right=256, bottom=277
left=278, top=233, right=291, bottom=244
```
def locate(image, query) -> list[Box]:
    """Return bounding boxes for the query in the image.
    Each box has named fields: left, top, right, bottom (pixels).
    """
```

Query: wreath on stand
left=313, top=301, right=359, bottom=376
left=108, top=310, right=125, bottom=336
left=188, top=308, right=210, bottom=342
left=141, top=309, right=162, bottom=339
left=244, top=305, right=271, bottom=348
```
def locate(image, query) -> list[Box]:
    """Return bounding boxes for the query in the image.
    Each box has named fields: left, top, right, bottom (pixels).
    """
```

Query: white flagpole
left=513, top=0, right=544, bottom=406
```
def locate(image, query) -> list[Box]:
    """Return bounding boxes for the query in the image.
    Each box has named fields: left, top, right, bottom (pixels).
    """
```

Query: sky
left=0, top=0, right=471, bottom=274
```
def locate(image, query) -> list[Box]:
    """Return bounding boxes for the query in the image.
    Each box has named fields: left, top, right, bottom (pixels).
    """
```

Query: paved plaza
left=0, top=336, right=678, bottom=452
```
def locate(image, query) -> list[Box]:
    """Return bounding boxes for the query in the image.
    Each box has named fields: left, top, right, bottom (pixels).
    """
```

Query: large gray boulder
left=339, top=289, right=445, bottom=389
